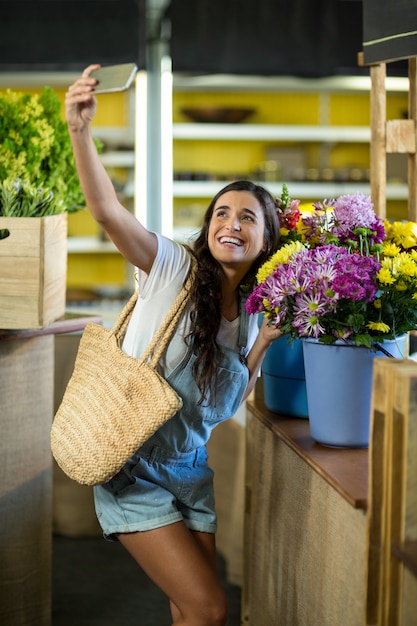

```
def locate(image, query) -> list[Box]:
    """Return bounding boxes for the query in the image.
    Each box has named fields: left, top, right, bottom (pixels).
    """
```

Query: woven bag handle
left=112, top=259, right=196, bottom=368
left=113, top=291, right=139, bottom=340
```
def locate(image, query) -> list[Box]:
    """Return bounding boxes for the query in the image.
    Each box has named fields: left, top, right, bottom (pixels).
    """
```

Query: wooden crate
left=367, top=357, right=417, bottom=626
left=0, top=213, right=67, bottom=329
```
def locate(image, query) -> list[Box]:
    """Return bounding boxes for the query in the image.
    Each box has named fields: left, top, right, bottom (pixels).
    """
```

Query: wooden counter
left=246, top=391, right=368, bottom=510
left=0, top=315, right=101, bottom=626
left=242, top=384, right=369, bottom=626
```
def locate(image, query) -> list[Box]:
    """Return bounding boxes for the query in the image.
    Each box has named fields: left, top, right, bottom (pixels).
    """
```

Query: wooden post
left=369, top=58, right=417, bottom=221
left=370, top=63, right=387, bottom=218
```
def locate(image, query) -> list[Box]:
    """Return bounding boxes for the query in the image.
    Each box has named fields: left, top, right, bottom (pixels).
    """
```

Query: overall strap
left=237, top=290, right=250, bottom=358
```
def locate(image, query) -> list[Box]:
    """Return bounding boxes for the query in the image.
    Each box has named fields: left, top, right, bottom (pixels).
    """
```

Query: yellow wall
left=174, top=91, right=321, bottom=178
left=67, top=252, right=127, bottom=289
left=66, top=210, right=129, bottom=289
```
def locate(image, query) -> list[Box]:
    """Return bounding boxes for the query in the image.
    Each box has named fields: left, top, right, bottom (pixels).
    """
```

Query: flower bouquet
left=246, top=190, right=417, bottom=348
left=248, top=188, right=417, bottom=445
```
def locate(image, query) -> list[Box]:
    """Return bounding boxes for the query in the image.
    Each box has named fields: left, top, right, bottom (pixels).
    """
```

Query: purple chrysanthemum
left=332, top=254, right=379, bottom=302
left=245, top=239, right=384, bottom=339
left=331, top=193, right=385, bottom=245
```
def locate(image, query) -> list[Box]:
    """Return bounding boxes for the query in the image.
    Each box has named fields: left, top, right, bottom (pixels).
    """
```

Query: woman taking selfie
left=65, top=64, right=282, bottom=626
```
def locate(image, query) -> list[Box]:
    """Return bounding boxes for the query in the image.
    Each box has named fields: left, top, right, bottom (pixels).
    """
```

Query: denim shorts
left=93, top=444, right=216, bottom=541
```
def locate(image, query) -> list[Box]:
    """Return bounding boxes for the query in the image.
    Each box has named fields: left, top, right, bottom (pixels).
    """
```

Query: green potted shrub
left=0, top=86, right=85, bottom=213
left=0, top=86, right=93, bottom=329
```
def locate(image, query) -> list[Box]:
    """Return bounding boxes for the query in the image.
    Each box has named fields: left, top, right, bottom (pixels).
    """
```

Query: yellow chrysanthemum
left=401, top=263, right=417, bottom=279
left=381, top=241, right=401, bottom=257
left=295, top=220, right=308, bottom=242
left=256, top=240, right=305, bottom=284
left=377, top=267, right=395, bottom=285
left=381, top=255, right=399, bottom=271
left=262, top=298, right=271, bottom=312
left=367, top=321, right=391, bottom=333
left=383, top=219, right=417, bottom=249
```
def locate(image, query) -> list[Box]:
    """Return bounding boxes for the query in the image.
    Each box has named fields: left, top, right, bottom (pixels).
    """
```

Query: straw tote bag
left=51, top=269, right=194, bottom=486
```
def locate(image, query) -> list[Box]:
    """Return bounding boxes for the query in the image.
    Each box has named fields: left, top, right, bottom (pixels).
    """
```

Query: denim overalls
left=94, top=301, right=250, bottom=539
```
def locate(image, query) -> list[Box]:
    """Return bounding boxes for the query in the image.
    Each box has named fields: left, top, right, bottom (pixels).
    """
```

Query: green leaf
left=353, top=334, right=373, bottom=348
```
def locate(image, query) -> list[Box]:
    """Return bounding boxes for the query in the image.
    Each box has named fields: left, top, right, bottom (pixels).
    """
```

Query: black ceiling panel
left=165, top=0, right=365, bottom=78
left=0, top=0, right=146, bottom=72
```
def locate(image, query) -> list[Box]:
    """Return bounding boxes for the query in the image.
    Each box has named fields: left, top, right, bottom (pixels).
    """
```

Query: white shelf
left=173, top=180, right=409, bottom=201
left=173, top=73, right=409, bottom=94
left=173, top=124, right=371, bottom=143
left=69, top=230, right=199, bottom=252
left=67, top=237, right=119, bottom=254
left=92, top=126, right=134, bottom=148
left=99, top=123, right=372, bottom=178
left=99, top=151, right=135, bottom=167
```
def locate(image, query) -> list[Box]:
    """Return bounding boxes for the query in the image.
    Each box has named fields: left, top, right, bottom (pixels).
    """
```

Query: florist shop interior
left=1, top=1, right=417, bottom=625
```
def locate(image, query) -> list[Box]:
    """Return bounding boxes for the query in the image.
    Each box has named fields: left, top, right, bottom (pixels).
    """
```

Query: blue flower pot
left=262, top=336, right=308, bottom=418
left=302, top=335, right=408, bottom=448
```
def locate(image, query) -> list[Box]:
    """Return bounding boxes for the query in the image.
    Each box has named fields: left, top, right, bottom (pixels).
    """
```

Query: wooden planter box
left=0, top=213, right=67, bottom=329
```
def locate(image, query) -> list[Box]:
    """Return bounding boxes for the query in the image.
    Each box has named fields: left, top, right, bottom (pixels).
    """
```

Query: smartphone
left=90, top=63, right=138, bottom=94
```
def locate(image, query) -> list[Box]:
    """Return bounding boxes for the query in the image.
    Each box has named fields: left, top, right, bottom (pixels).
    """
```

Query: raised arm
left=65, top=64, right=157, bottom=274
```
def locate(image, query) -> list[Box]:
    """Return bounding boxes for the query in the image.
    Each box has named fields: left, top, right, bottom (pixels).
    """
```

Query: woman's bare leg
left=169, top=529, right=219, bottom=622
left=117, top=522, right=227, bottom=626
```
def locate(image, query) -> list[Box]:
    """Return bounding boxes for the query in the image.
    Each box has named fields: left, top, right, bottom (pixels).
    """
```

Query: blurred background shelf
left=173, top=123, right=371, bottom=142
left=172, top=180, right=409, bottom=200
left=67, top=237, right=119, bottom=254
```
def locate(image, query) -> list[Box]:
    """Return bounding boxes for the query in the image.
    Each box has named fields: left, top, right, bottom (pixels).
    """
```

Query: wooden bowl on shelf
left=180, top=107, right=255, bottom=123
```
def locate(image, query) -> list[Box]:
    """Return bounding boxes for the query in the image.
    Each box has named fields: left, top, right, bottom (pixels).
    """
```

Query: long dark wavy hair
left=185, top=180, right=280, bottom=402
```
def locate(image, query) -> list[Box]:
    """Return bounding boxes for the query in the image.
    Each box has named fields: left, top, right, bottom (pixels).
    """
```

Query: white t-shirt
left=122, top=233, right=259, bottom=378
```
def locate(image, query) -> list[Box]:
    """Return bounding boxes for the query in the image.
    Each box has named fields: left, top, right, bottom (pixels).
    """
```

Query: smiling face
left=207, top=190, right=266, bottom=275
